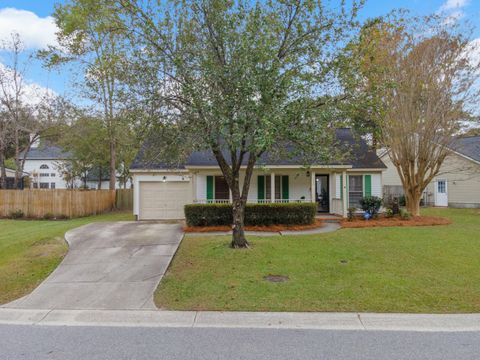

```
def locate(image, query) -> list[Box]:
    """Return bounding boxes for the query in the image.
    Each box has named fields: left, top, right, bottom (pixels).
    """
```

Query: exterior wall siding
left=381, top=152, right=480, bottom=207
left=371, top=173, right=382, bottom=197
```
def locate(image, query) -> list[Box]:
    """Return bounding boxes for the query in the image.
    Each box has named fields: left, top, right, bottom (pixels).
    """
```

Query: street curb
left=1, top=308, right=479, bottom=332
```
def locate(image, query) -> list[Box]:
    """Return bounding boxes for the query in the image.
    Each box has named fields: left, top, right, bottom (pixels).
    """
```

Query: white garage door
left=139, top=181, right=192, bottom=220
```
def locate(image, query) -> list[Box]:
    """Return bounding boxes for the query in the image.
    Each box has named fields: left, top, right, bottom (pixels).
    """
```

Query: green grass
left=0, top=211, right=134, bottom=305
left=155, top=208, right=480, bottom=313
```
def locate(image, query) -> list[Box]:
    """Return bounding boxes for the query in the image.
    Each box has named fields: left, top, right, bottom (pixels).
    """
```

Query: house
left=130, top=128, right=387, bottom=220
left=23, top=144, right=77, bottom=189
left=23, top=143, right=131, bottom=190
left=379, top=136, right=480, bottom=208
left=3, top=168, right=28, bottom=189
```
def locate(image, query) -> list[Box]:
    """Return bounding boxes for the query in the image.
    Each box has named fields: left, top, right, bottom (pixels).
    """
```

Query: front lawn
left=155, top=208, right=480, bottom=313
left=0, top=211, right=134, bottom=305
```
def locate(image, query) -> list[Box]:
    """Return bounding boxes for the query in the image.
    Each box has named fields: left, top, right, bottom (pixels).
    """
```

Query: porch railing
left=193, top=199, right=308, bottom=204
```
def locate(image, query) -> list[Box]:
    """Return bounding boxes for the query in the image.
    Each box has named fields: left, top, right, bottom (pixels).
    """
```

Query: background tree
left=0, top=33, right=60, bottom=189
left=41, top=0, right=132, bottom=190
left=343, top=15, right=480, bottom=215
left=117, top=0, right=363, bottom=247
left=57, top=115, right=111, bottom=189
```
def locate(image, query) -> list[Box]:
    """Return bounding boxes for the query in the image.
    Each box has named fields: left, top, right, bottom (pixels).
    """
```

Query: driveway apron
left=4, top=222, right=183, bottom=310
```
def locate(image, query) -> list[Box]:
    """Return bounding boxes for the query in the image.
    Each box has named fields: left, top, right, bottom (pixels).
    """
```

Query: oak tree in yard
left=343, top=15, right=480, bottom=216
left=116, top=0, right=363, bottom=248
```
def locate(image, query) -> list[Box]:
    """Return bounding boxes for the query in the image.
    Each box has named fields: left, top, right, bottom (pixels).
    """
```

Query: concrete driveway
left=4, top=222, right=183, bottom=310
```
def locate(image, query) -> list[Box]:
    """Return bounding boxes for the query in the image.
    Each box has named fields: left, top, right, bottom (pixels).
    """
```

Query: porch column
left=310, top=171, right=316, bottom=203
left=342, top=170, right=347, bottom=218
left=270, top=172, right=275, bottom=203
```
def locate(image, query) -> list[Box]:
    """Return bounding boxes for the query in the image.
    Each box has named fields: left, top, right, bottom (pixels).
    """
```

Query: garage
left=139, top=180, right=192, bottom=220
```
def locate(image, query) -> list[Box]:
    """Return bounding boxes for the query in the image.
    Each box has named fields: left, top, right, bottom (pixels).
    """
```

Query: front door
left=434, top=179, right=448, bottom=207
left=315, top=175, right=329, bottom=212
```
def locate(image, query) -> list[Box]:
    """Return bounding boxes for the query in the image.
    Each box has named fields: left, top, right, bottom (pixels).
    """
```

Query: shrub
left=184, top=203, right=317, bottom=227
left=359, top=196, right=383, bottom=218
left=9, top=209, right=24, bottom=219
left=399, top=208, right=411, bottom=220
left=384, top=208, right=394, bottom=218
left=398, top=195, right=406, bottom=207
left=347, top=207, right=356, bottom=221
left=384, top=196, right=400, bottom=215
left=184, top=203, right=232, bottom=226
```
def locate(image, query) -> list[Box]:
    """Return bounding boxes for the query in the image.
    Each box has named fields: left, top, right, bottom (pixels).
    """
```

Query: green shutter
left=258, top=175, right=265, bottom=200
left=206, top=176, right=214, bottom=202
left=282, top=175, right=289, bottom=201
left=340, top=175, right=343, bottom=199
left=364, top=175, right=372, bottom=197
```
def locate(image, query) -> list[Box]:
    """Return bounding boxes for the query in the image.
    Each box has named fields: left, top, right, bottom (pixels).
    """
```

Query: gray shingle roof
left=24, top=145, right=71, bottom=160
left=450, top=136, right=480, bottom=163
left=131, top=128, right=386, bottom=170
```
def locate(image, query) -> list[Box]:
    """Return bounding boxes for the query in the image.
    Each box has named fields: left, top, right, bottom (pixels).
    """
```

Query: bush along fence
left=185, top=203, right=317, bottom=227
left=0, top=189, right=116, bottom=219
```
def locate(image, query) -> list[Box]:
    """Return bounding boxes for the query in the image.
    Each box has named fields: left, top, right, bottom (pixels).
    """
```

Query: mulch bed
left=340, top=216, right=451, bottom=228
left=183, top=219, right=324, bottom=233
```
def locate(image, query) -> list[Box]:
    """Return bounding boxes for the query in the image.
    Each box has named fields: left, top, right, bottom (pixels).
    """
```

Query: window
left=50, top=183, right=56, bottom=189
left=206, top=175, right=230, bottom=202
left=258, top=175, right=289, bottom=202
left=51, top=173, right=56, bottom=177
left=214, top=176, right=229, bottom=200
left=265, top=175, right=281, bottom=200
left=33, top=183, right=38, bottom=189
left=40, top=173, right=49, bottom=177
left=39, top=182, right=49, bottom=189
left=39, top=164, right=49, bottom=169
left=348, top=175, right=363, bottom=208
left=437, top=180, right=446, bottom=193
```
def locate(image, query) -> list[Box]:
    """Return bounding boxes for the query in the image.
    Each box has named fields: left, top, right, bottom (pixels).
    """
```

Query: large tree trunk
left=231, top=197, right=248, bottom=248
left=98, top=168, right=103, bottom=190
left=0, top=151, right=6, bottom=189
left=405, top=189, right=421, bottom=216
left=13, top=129, right=20, bottom=189
left=109, top=140, right=116, bottom=190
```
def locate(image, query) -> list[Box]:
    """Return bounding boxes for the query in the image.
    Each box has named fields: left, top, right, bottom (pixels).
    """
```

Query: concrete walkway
left=1, top=308, right=479, bottom=332
left=187, top=222, right=341, bottom=237
left=3, top=222, right=184, bottom=311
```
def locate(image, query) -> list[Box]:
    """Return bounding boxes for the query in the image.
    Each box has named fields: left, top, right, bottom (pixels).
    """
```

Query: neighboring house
left=23, top=145, right=74, bottom=189
left=4, top=168, right=28, bottom=189
left=130, top=128, right=387, bottom=220
left=23, top=143, right=130, bottom=190
left=379, top=136, right=480, bottom=208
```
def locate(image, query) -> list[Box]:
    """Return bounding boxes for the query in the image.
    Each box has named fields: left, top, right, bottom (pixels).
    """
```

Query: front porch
left=192, top=168, right=352, bottom=217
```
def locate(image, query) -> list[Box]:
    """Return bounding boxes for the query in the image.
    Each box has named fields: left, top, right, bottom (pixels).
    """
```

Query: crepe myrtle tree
left=118, top=0, right=362, bottom=247
left=342, top=14, right=480, bottom=216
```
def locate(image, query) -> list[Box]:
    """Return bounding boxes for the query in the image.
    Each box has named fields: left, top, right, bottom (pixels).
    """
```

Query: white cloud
left=0, top=8, right=58, bottom=49
left=440, top=0, right=469, bottom=11
left=0, top=62, right=56, bottom=106
left=466, top=38, right=480, bottom=70
left=438, top=0, right=470, bottom=25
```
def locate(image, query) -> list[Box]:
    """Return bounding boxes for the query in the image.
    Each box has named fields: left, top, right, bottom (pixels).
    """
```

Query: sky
left=0, top=0, right=479, bottom=101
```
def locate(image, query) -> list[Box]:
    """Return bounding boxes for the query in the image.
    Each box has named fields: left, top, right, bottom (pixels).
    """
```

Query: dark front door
left=315, top=175, right=329, bottom=213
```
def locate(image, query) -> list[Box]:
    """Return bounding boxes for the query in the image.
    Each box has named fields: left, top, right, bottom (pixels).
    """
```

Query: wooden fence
left=0, top=190, right=116, bottom=218
left=115, top=189, right=133, bottom=210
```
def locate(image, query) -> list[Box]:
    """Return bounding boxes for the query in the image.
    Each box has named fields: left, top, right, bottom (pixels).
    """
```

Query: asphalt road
left=1, top=325, right=479, bottom=360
